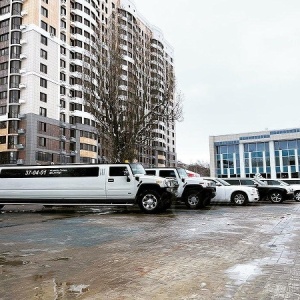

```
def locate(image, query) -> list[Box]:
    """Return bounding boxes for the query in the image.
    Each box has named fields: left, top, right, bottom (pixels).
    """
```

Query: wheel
left=294, top=191, right=300, bottom=202
left=268, top=191, right=283, bottom=203
left=184, top=189, right=203, bottom=209
left=0, top=205, right=4, bottom=210
left=138, top=190, right=161, bottom=213
left=231, top=192, right=248, bottom=206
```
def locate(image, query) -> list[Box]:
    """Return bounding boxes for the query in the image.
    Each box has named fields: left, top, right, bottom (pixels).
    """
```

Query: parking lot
left=1, top=201, right=300, bottom=300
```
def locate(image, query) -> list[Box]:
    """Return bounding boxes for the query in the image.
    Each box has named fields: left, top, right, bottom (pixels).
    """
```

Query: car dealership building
left=209, top=127, right=300, bottom=179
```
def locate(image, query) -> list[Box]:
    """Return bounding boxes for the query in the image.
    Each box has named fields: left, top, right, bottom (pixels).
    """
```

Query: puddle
left=226, top=263, right=262, bottom=285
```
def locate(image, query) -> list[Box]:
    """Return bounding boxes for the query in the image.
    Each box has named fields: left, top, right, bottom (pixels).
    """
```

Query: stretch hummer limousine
left=0, top=163, right=178, bottom=213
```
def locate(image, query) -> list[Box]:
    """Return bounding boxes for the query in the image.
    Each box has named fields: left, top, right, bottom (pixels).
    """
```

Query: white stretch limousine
left=0, top=163, right=178, bottom=213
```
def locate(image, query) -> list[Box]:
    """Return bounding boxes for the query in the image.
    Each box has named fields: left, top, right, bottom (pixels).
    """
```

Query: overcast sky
left=136, top=0, right=300, bottom=164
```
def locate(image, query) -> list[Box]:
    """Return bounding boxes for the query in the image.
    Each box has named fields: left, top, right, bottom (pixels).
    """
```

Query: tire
left=0, top=205, right=4, bottom=210
left=138, top=190, right=161, bottom=213
left=231, top=192, right=248, bottom=206
left=294, top=191, right=300, bottom=202
left=268, top=191, right=283, bottom=203
left=184, top=189, right=203, bottom=209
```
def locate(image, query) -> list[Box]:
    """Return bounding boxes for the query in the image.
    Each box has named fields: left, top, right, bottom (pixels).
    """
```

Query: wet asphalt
left=1, top=201, right=300, bottom=300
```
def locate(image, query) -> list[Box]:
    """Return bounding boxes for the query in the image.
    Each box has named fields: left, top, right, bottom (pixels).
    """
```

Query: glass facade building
left=209, top=128, right=300, bottom=179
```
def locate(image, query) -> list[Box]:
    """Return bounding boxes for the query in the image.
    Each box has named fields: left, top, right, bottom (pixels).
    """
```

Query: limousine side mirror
left=123, top=170, right=131, bottom=182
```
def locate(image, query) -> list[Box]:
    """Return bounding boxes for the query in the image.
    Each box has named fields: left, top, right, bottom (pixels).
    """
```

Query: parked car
left=0, top=163, right=179, bottom=214
left=145, top=168, right=216, bottom=209
left=258, top=179, right=300, bottom=202
left=280, top=179, right=300, bottom=185
left=223, top=178, right=294, bottom=203
left=203, top=177, right=259, bottom=205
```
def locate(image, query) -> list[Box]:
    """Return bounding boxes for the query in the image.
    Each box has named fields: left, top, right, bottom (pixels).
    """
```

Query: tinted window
left=226, top=179, right=240, bottom=185
left=145, top=170, right=156, bottom=176
left=0, top=167, right=99, bottom=178
left=109, top=166, right=128, bottom=177
left=159, top=170, right=176, bottom=178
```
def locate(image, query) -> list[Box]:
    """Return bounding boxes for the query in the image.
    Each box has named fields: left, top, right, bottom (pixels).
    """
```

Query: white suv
left=203, top=177, right=259, bottom=205
left=145, top=168, right=216, bottom=209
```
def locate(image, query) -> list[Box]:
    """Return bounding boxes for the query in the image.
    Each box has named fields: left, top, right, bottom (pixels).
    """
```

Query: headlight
left=164, top=179, right=178, bottom=188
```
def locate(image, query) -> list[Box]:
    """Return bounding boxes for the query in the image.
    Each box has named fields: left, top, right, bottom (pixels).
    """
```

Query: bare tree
left=82, top=12, right=183, bottom=163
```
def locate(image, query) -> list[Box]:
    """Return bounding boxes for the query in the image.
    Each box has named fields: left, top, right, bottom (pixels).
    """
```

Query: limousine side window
left=159, top=170, right=176, bottom=178
left=145, top=170, right=155, bottom=175
left=109, top=166, right=128, bottom=177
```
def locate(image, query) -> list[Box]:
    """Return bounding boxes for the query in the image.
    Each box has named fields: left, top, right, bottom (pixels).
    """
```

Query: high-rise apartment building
left=0, top=0, right=176, bottom=166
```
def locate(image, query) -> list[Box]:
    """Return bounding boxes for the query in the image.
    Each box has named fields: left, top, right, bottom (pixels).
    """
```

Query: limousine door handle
left=108, top=178, right=114, bottom=182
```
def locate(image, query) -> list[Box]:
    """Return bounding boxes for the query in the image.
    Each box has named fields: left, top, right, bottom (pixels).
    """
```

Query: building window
left=0, top=33, right=9, bottom=42
left=0, top=136, right=6, bottom=144
left=60, top=113, right=66, bottom=122
left=38, top=137, right=47, bottom=147
left=0, top=76, right=8, bottom=85
left=60, top=86, right=66, bottom=95
left=40, top=92, right=47, bottom=102
left=40, top=63, right=47, bottom=74
left=10, top=61, right=20, bottom=74
left=40, top=78, right=47, bottom=88
left=39, top=107, right=47, bottom=117
left=60, top=20, right=66, bottom=28
left=9, top=90, right=19, bottom=103
left=9, top=75, right=20, bottom=88
left=60, top=59, right=66, bottom=68
left=0, top=91, right=8, bottom=100
left=60, top=72, right=66, bottom=81
left=41, top=21, right=48, bottom=31
left=10, top=46, right=20, bottom=59
left=0, top=106, right=7, bottom=115
left=61, top=7, right=66, bottom=16
left=41, top=6, right=48, bottom=17
left=60, top=33, right=66, bottom=42
left=60, top=46, right=66, bottom=55
left=0, top=6, right=10, bottom=15
left=39, top=121, right=47, bottom=132
left=40, top=49, right=47, bottom=59
left=0, top=48, right=9, bottom=56
left=11, top=17, right=21, bottom=30
left=41, top=35, right=48, bottom=45
left=50, top=26, right=56, bottom=36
